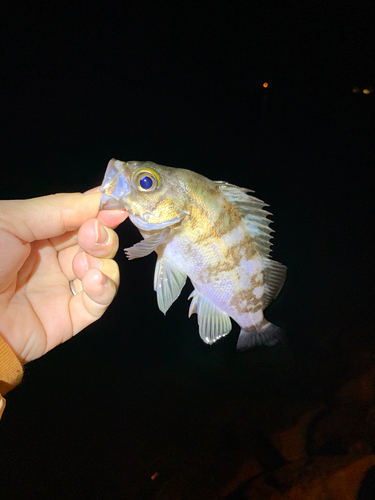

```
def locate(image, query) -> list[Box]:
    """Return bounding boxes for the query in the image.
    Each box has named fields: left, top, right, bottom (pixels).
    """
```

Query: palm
left=0, top=194, right=126, bottom=364
left=2, top=238, right=74, bottom=362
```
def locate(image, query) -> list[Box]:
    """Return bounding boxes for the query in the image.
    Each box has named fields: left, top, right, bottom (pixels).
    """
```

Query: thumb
left=0, top=192, right=101, bottom=242
left=0, top=192, right=100, bottom=293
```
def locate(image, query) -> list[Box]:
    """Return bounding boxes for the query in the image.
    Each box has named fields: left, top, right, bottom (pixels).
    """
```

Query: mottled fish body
left=100, top=159, right=286, bottom=350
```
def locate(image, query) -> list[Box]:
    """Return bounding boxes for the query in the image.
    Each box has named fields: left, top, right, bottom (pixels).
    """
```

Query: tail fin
left=236, top=322, right=285, bottom=352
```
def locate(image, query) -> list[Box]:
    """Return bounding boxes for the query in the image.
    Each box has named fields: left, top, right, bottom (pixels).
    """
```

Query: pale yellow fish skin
left=100, top=159, right=283, bottom=340
left=157, top=180, right=266, bottom=331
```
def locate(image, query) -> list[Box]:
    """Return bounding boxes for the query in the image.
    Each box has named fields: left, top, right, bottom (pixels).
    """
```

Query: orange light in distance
left=263, top=82, right=269, bottom=88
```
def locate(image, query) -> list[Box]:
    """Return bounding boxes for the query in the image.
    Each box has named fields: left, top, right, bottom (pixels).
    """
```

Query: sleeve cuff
left=0, top=396, right=6, bottom=420
left=0, top=336, right=24, bottom=419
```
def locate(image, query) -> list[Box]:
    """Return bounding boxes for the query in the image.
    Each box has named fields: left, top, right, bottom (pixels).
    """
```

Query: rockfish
left=99, top=159, right=286, bottom=351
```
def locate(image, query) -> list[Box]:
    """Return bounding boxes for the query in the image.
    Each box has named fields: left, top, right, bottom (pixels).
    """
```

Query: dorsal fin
left=216, top=182, right=286, bottom=306
left=215, top=181, right=274, bottom=259
left=263, top=258, right=287, bottom=308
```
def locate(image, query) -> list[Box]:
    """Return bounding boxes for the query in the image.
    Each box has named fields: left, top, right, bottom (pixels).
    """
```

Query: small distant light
left=151, top=472, right=159, bottom=480
left=263, top=82, right=269, bottom=88
left=352, top=86, right=360, bottom=93
left=363, top=88, right=372, bottom=94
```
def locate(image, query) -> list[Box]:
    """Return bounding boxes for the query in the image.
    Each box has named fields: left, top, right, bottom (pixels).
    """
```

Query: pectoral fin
left=125, top=229, right=170, bottom=260
left=188, top=290, right=232, bottom=344
left=154, top=257, right=187, bottom=314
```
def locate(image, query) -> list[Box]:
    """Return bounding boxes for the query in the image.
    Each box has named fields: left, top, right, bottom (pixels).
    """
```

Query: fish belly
left=161, top=221, right=266, bottom=331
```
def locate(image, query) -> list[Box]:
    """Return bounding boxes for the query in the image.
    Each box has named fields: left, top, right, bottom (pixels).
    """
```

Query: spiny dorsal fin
left=216, top=182, right=286, bottom=306
left=216, top=182, right=274, bottom=259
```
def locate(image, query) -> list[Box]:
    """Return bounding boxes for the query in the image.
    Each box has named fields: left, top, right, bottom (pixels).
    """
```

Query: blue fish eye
left=133, top=168, right=160, bottom=191
left=140, top=175, right=154, bottom=190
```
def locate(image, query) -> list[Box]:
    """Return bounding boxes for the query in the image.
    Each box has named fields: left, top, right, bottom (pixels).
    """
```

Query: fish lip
left=99, top=197, right=122, bottom=210
left=99, top=161, right=131, bottom=209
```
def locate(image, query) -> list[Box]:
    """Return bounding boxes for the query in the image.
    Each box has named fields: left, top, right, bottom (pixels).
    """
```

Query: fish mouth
left=99, top=195, right=154, bottom=227
left=99, top=158, right=131, bottom=210
left=99, top=196, right=124, bottom=210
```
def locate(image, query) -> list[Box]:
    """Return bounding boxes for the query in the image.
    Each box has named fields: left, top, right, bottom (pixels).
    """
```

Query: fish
left=99, top=159, right=286, bottom=351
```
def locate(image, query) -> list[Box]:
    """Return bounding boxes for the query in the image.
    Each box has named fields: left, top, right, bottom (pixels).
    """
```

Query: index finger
left=97, top=209, right=128, bottom=228
left=49, top=209, right=128, bottom=252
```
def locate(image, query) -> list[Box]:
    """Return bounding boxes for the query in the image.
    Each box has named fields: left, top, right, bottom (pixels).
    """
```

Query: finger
left=58, top=244, right=79, bottom=280
left=97, top=209, right=128, bottom=228
left=70, top=278, right=83, bottom=295
left=72, top=251, right=120, bottom=287
left=84, top=187, right=129, bottom=228
left=0, top=192, right=101, bottom=243
left=0, top=228, right=31, bottom=292
left=69, top=268, right=118, bottom=335
left=57, top=218, right=122, bottom=281
left=49, top=230, right=78, bottom=253
left=50, top=210, right=128, bottom=253
left=77, top=219, right=119, bottom=259
left=83, top=186, right=100, bottom=194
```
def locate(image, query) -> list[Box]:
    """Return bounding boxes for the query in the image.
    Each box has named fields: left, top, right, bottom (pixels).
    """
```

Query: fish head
left=99, top=159, right=190, bottom=230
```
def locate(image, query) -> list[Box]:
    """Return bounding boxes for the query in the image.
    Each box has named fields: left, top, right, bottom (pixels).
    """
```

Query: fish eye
left=133, top=168, right=160, bottom=192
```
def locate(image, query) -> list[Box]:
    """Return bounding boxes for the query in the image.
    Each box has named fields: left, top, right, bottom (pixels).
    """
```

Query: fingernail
left=95, top=220, right=110, bottom=245
left=83, top=186, right=100, bottom=195
left=100, top=273, right=108, bottom=286
left=82, top=252, right=102, bottom=271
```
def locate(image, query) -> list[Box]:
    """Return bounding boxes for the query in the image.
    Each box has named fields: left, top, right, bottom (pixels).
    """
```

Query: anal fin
left=188, top=290, right=232, bottom=344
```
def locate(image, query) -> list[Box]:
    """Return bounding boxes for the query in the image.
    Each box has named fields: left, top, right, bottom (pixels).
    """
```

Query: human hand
left=0, top=190, right=128, bottom=364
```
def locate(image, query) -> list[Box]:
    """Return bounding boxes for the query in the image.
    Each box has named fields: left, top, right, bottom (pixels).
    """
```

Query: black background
left=0, top=1, right=374, bottom=499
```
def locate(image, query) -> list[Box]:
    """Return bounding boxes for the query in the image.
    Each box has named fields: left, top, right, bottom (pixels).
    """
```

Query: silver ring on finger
left=69, top=280, right=77, bottom=296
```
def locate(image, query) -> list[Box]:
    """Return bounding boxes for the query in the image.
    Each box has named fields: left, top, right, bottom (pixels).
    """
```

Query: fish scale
left=100, top=159, right=286, bottom=351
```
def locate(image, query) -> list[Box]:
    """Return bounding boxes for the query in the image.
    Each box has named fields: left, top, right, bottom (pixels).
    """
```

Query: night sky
left=1, top=2, right=374, bottom=499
